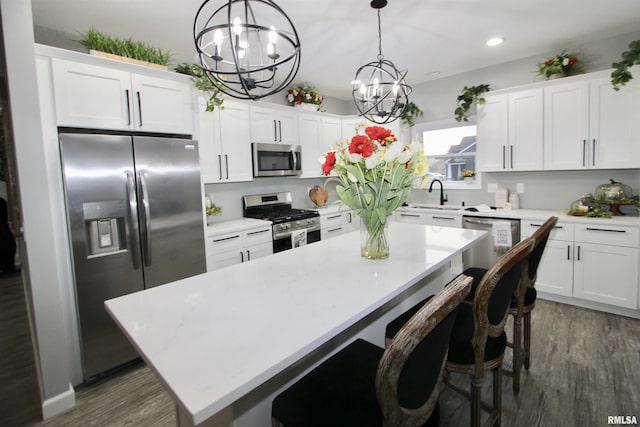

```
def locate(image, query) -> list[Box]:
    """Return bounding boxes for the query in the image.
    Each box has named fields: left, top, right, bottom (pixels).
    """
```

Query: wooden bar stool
left=271, top=274, right=473, bottom=427
left=506, top=216, right=558, bottom=395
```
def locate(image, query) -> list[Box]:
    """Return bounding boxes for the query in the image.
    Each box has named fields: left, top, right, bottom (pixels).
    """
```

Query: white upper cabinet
left=298, top=113, right=323, bottom=178
left=477, top=94, right=508, bottom=171
left=477, top=89, right=543, bottom=172
left=197, top=98, right=252, bottom=183
left=589, top=76, right=640, bottom=169
left=249, top=105, right=299, bottom=144
left=543, top=81, right=590, bottom=169
left=51, top=58, right=193, bottom=134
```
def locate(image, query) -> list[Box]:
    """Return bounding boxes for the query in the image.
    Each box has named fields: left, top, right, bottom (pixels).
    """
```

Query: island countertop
left=105, top=223, right=487, bottom=425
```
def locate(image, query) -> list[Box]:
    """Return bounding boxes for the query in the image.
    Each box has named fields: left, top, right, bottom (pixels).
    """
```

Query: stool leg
left=493, top=368, right=502, bottom=427
left=523, top=311, right=532, bottom=370
left=512, top=313, right=522, bottom=396
left=471, top=376, right=482, bottom=427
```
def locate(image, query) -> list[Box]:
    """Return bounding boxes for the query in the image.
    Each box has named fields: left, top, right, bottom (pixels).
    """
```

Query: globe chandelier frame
left=194, top=0, right=301, bottom=100
left=351, top=0, right=411, bottom=124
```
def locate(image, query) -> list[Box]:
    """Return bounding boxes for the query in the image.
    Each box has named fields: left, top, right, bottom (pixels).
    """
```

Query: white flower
left=562, top=57, right=569, bottom=66
left=383, top=140, right=406, bottom=162
left=347, top=171, right=358, bottom=183
left=346, top=152, right=363, bottom=163
left=287, top=94, right=294, bottom=102
left=365, top=151, right=381, bottom=169
left=397, top=147, right=414, bottom=164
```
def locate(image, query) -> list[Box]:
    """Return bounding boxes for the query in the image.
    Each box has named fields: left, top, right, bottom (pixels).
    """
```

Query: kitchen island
left=105, top=223, right=487, bottom=426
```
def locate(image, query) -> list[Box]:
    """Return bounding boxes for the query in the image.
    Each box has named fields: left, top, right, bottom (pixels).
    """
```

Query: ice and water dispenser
left=83, top=200, right=127, bottom=257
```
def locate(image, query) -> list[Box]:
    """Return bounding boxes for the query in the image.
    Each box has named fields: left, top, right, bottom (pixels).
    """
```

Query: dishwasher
left=462, top=216, right=521, bottom=269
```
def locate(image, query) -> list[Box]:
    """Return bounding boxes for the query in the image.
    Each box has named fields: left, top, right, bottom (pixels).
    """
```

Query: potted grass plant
left=77, top=28, right=171, bottom=70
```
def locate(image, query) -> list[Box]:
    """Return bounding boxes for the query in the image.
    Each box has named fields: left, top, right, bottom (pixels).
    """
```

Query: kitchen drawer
left=321, top=224, right=348, bottom=240
left=320, top=212, right=349, bottom=228
left=575, top=224, right=639, bottom=247
left=427, top=213, right=462, bottom=228
left=243, top=226, right=272, bottom=246
left=208, top=232, right=243, bottom=254
left=521, top=220, right=573, bottom=241
left=395, top=211, right=428, bottom=224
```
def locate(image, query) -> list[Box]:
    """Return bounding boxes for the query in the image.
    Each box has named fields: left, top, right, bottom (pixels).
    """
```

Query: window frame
left=411, top=117, right=482, bottom=190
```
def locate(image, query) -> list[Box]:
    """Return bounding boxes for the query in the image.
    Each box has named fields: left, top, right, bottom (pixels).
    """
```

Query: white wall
left=1, top=0, right=77, bottom=417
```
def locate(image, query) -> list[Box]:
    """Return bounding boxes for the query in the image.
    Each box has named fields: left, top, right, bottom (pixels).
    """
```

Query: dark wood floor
left=4, top=276, right=639, bottom=426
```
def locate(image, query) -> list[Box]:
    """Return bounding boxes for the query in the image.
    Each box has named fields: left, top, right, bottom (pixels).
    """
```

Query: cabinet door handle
left=125, top=89, right=132, bottom=125
left=327, top=227, right=342, bottom=233
left=582, top=139, right=587, bottom=166
left=273, top=120, right=277, bottom=142
left=246, top=250, right=251, bottom=261
left=577, top=245, right=581, bottom=261
left=247, top=229, right=270, bottom=235
left=529, top=223, right=563, bottom=230
left=240, top=251, right=244, bottom=263
left=224, top=154, right=229, bottom=179
left=432, top=216, right=455, bottom=220
left=327, top=214, right=342, bottom=219
left=136, top=91, right=143, bottom=126
left=502, top=145, right=506, bottom=169
left=592, top=139, right=596, bottom=167
left=278, top=120, right=282, bottom=142
left=213, top=234, right=241, bottom=243
left=567, top=245, right=571, bottom=260
left=400, top=213, right=420, bottom=218
left=585, top=227, right=626, bottom=233
left=218, top=155, right=223, bottom=180
left=510, top=145, right=514, bottom=168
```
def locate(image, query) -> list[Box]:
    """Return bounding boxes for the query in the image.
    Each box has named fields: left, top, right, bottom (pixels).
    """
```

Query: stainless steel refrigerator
left=59, top=133, right=206, bottom=382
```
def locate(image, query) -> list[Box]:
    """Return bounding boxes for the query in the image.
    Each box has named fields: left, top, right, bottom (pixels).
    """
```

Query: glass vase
left=360, top=216, right=390, bottom=259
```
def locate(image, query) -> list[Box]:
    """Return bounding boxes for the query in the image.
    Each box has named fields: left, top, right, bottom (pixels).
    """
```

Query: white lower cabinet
left=207, top=224, right=273, bottom=271
left=522, top=220, right=639, bottom=310
left=320, top=210, right=356, bottom=240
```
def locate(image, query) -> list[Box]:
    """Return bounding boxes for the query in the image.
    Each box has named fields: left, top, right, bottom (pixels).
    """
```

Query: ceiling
left=30, top=0, right=640, bottom=100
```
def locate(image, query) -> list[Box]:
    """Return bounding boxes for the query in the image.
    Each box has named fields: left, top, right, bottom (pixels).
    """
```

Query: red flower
left=349, top=135, right=376, bottom=158
left=322, top=151, right=336, bottom=176
left=568, top=57, right=578, bottom=66
left=365, top=126, right=396, bottom=145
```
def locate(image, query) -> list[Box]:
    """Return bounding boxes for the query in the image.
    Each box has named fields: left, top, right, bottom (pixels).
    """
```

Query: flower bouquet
left=286, top=82, right=323, bottom=109
left=320, top=125, right=427, bottom=259
left=537, top=51, right=580, bottom=79
left=460, top=170, right=476, bottom=178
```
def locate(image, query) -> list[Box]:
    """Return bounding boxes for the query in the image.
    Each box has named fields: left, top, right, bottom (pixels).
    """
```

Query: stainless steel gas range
left=243, top=192, right=321, bottom=253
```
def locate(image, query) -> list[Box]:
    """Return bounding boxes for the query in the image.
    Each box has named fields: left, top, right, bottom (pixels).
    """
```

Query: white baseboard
left=42, top=383, right=75, bottom=419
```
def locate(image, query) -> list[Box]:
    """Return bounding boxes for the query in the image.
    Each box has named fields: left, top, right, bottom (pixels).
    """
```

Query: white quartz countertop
left=206, top=218, right=272, bottom=235
left=397, top=205, right=640, bottom=227
left=105, top=223, right=487, bottom=425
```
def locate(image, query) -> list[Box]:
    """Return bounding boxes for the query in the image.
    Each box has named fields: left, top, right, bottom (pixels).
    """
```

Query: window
left=413, top=119, right=480, bottom=189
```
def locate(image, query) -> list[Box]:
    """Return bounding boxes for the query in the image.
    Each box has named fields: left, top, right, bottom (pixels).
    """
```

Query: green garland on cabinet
left=454, top=84, right=491, bottom=122
left=611, top=40, right=640, bottom=91
left=175, top=63, right=225, bottom=112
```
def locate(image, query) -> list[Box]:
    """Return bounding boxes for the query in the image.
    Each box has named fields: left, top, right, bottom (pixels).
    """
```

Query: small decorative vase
left=464, top=177, right=474, bottom=184
left=360, top=216, right=390, bottom=260
left=295, top=103, right=317, bottom=111
left=308, top=185, right=328, bottom=207
left=548, top=72, right=567, bottom=80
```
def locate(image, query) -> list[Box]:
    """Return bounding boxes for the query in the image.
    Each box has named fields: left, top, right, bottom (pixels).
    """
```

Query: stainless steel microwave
left=252, top=143, right=302, bottom=177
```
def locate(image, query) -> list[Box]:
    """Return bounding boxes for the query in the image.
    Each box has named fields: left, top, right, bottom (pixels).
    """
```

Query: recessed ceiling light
left=426, top=71, right=441, bottom=77
left=486, top=37, right=504, bottom=47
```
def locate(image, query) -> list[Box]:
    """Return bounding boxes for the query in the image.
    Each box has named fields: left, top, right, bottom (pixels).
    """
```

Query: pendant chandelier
left=194, top=0, right=301, bottom=100
left=352, top=0, right=411, bottom=124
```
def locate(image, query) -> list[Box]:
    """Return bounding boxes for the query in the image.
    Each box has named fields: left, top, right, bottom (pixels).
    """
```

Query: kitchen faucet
left=428, top=179, right=448, bottom=205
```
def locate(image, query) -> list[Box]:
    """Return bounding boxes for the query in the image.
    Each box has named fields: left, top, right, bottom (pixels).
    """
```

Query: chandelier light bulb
left=213, top=29, right=224, bottom=47
left=232, top=16, right=243, bottom=36
left=268, top=25, right=278, bottom=44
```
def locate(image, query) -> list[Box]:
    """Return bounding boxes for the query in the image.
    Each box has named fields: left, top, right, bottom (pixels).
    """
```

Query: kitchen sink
left=406, top=204, right=464, bottom=211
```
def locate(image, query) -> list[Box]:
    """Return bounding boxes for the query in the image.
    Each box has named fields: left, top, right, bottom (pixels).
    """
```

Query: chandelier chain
left=377, top=9, right=383, bottom=60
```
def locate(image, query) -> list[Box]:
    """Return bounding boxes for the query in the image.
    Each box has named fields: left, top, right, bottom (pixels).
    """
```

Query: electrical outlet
left=487, top=183, right=498, bottom=193
left=516, top=183, right=525, bottom=193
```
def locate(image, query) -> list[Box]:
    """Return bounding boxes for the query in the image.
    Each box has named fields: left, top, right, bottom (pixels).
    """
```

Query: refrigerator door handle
left=139, top=172, right=152, bottom=266
left=126, top=172, right=141, bottom=269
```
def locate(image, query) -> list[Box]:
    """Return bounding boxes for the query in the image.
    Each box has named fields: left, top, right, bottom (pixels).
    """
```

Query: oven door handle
left=273, top=224, right=321, bottom=240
